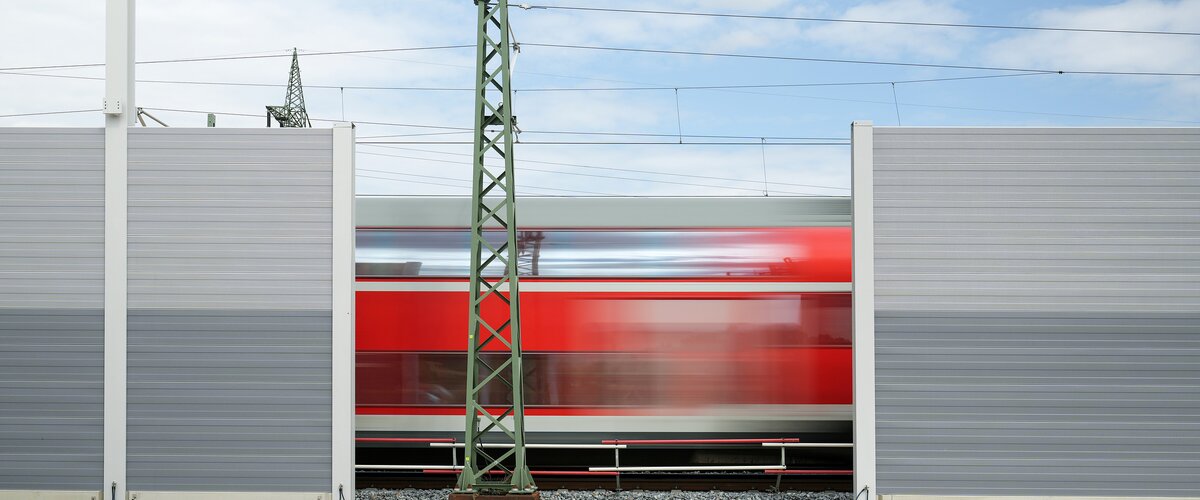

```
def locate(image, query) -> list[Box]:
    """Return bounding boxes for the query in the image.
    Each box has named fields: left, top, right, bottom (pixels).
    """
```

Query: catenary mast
left=265, top=48, right=311, bottom=128
left=453, top=0, right=536, bottom=497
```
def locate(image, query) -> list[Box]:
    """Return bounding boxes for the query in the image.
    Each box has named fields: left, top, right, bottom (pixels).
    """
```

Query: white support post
left=331, top=123, right=357, bottom=497
left=104, top=1, right=134, bottom=499
left=851, top=121, right=876, bottom=497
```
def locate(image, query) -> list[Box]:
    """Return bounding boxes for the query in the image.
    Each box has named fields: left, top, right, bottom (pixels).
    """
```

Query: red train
left=355, top=196, right=852, bottom=438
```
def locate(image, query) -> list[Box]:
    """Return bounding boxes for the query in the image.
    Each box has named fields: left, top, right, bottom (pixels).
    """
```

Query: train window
left=356, top=227, right=849, bottom=280
left=356, top=348, right=852, bottom=408
left=357, top=352, right=661, bottom=407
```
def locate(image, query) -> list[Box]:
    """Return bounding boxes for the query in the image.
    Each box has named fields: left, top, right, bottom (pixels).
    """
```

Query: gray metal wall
left=872, top=127, right=1200, bottom=496
left=126, top=129, right=333, bottom=491
left=0, top=129, right=105, bottom=489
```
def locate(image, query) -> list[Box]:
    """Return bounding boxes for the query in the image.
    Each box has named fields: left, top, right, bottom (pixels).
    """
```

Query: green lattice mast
left=453, top=0, right=535, bottom=495
left=266, top=48, right=311, bottom=128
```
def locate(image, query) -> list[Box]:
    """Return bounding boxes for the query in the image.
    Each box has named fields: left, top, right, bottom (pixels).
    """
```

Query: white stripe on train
left=357, top=405, right=853, bottom=434
left=357, top=281, right=852, bottom=293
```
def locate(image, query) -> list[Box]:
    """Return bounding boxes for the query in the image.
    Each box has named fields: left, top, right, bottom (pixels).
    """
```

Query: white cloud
left=518, top=89, right=670, bottom=132
left=801, top=0, right=973, bottom=60
left=517, top=0, right=813, bottom=53
left=985, top=0, right=1200, bottom=97
left=21, top=1, right=1195, bottom=195
left=0, top=0, right=478, bottom=127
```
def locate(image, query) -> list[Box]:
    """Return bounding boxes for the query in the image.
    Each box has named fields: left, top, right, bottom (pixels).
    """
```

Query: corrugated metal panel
left=0, top=129, right=104, bottom=489
left=357, top=196, right=851, bottom=227
left=128, top=129, right=332, bottom=311
left=872, top=127, right=1200, bottom=496
left=127, top=129, right=333, bottom=492
left=126, top=310, right=331, bottom=491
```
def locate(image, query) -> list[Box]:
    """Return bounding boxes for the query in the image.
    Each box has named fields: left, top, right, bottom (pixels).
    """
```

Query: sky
left=1, top=0, right=1198, bottom=197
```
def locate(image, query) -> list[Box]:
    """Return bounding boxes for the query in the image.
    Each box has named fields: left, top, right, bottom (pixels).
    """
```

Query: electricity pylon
left=453, top=0, right=536, bottom=496
left=266, top=48, right=311, bottom=128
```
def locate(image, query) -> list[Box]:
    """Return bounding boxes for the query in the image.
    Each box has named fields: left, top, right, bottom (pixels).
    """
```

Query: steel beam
left=455, top=0, right=535, bottom=495
left=851, top=121, right=876, bottom=496
left=332, top=123, right=357, bottom=497
left=104, top=1, right=134, bottom=499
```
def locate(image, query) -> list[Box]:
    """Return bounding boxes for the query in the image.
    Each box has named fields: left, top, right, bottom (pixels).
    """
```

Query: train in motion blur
left=355, top=196, right=852, bottom=440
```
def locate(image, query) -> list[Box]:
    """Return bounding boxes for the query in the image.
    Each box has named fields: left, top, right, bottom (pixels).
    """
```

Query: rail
left=430, top=443, right=626, bottom=449
left=591, top=465, right=782, bottom=472
left=355, top=436, right=853, bottom=489
left=602, top=438, right=799, bottom=445
left=356, top=437, right=456, bottom=443
left=421, top=469, right=620, bottom=476
left=762, top=442, right=854, bottom=448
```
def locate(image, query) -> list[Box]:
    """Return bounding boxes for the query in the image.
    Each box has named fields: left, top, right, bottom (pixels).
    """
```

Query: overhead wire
left=9, top=70, right=1179, bottom=124
left=359, top=143, right=850, bottom=191
left=360, top=130, right=846, bottom=141
left=19, top=76, right=1192, bottom=125
left=0, top=109, right=100, bottom=118
left=0, top=69, right=477, bottom=90
left=522, top=130, right=846, bottom=140
left=521, top=4, right=1200, bottom=37
left=686, top=87, right=1200, bottom=125
left=26, top=99, right=1189, bottom=135
left=359, top=174, right=596, bottom=197
left=0, top=67, right=1051, bottom=92
left=358, top=150, right=833, bottom=196
left=141, top=107, right=851, bottom=139
left=0, top=44, right=473, bottom=72
left=513, top=72, right=1053, bottom=91
left=521, top=42, right=1200, bottom=77
left=360, top=173, right=578, bottom=195
left=357, top=140, right=848, bottom=146
left=327, top=50, right=669, bottom=89
left=360, top=130, right=472, bottom=138
left=357, top=167, right=617, bottom=196
left=141, top=107, right=472, bottom=130
left=6, top=38, right=1191, bottom=129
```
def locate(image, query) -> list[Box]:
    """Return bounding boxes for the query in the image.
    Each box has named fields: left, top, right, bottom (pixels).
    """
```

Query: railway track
left=357, top=436, right=853, bottom=493
left=358, top=471, right=850, bottom=492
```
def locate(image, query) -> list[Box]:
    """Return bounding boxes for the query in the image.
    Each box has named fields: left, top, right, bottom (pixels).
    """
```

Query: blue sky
left=1, top=0, right=1197, bottom=196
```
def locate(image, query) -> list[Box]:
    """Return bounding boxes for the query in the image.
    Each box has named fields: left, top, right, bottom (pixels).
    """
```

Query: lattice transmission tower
left=266, top=48, right=311, bottom=128
left=452, top=0, right=536, bottom=497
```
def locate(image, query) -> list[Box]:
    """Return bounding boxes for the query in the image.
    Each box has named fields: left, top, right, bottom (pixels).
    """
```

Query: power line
left=522, top=4, right=1200, bottom=37
left=357, top=167, right=617, bottom=195
left=523, top=130, right=846, bottom=140
left=360, top=131, right=472, bottom=138
left=359, top=173, right=577, bottom=196
left=144, top=107, right=848, bottom=139
left=123, top=103, right=1200, bottom=133
left=358, top=140, right=848, bottom=146
left=362, top=143, right=850, bottom=191
left=358, top=150, right=832, bottom=195
left=142, top=107, right=474, bottom=130
left=699, top=87, right=1200, bottom=125
left=514, top=72, right=1053, bottom=91
left=0, top=71, right=105, bottom=82
left=0, top=44, right=473, bottom=72
left=360, top=173, right=480, bottom=191
left=13, top=71, right=1185, bottom=126
left=522, top=43, right=1200, bottom=77
left=0, top=109, right=99, bottom=118
left=362, top=130, right=847, bottom=141
left=13, top=70, right=1174, bottom=125
left=0, top=69, right=474, bottom=90
left=1, top=67, right=1050, bottom=92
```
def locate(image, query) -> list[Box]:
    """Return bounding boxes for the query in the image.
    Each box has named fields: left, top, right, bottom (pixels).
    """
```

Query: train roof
left=356, top=196, right=851, bottom=228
